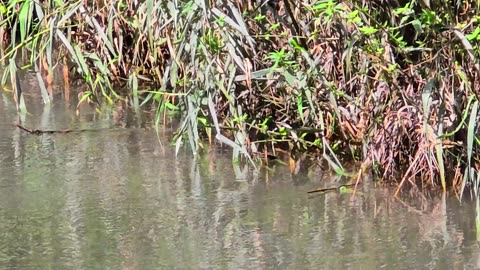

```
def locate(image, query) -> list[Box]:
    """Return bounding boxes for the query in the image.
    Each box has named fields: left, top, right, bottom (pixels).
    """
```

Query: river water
left=1, top=89, right=480, bottom=270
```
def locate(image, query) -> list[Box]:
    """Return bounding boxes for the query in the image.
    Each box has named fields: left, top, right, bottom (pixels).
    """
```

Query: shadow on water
left=1, top=77, right=480, bottom=269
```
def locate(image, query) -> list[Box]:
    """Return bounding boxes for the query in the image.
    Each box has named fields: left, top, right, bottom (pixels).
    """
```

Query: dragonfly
left=307, top=183, right=359, bottom=195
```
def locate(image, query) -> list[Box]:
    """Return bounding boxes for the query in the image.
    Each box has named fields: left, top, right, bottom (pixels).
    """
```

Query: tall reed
left=1, top=0, right=479, bottom=193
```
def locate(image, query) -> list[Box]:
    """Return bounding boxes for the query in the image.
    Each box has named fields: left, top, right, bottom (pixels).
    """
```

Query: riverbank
left=1, top=0, right=479, bottom=192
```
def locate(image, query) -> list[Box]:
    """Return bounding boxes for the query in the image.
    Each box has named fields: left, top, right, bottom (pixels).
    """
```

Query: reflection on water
left=1, top=91, right=480, bottom=270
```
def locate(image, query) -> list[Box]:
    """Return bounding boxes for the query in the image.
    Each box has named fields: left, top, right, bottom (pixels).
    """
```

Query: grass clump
left=1, top=0, right=480, bottom=193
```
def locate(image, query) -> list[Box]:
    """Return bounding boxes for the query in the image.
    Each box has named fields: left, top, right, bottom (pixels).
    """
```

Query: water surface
left=1, top=91, right=480, bottom=270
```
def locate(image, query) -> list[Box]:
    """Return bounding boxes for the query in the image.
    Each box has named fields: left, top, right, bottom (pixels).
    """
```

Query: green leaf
left=359, top=26, right=378, bottom=35
left=466, top=26, right=480, bottom=41
left=412, top=19, right=423, bottom=35
left=0, top=4, right=6, bottom=14
left=19, top=0, right=32, bottom=43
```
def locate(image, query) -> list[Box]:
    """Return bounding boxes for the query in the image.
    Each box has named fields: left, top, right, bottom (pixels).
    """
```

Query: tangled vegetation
left=1, top=0, right=480, bottom=194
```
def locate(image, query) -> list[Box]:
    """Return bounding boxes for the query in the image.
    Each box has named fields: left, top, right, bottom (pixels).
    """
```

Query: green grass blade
left=34, top=61, right=51, bottom=104
left=57, top=1, right=82, bottom=26
left=129, top=72, right=139, bottom=109
left=434, top=134, right=445, bottom=191
left=461, top=100, right=478, bottom=198
left=454, top=30, right=480, bottom=73
left=19, top=0, right=32, bottom=43
left=78, top=5, right=117, bottom=57
left=9, top=59, right=27, bottom=113
left=440, top=95, right=474, bottom=138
